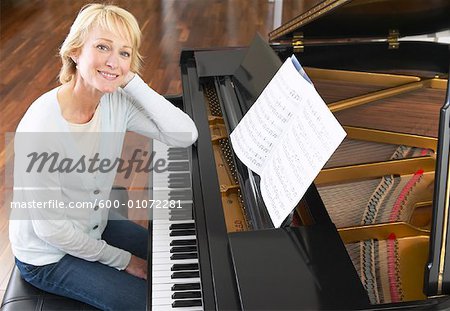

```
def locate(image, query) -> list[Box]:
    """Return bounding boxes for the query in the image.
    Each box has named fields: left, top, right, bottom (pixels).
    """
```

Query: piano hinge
left=388, top=29, right=399, bottom=49
left=292, top=33, right=304, bottom=53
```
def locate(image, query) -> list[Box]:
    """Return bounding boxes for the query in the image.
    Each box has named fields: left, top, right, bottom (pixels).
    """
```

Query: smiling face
left=73, top=26, right=132, bottom=94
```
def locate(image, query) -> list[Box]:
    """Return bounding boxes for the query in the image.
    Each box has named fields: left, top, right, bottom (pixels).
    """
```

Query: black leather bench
left=1, top=266, right=98, bottom=311
left=1, top=187, right=129, bottom=311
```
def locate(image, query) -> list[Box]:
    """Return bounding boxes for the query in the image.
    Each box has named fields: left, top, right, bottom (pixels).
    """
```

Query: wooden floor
left=0, top=0, right=321, bottom=304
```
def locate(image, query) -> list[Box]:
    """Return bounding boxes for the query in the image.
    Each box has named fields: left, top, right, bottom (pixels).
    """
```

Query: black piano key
left=168, top=159, right=188, bottom=165
left=172, top=291, right=202, bottom=299
left=169, top=212, right=191, bottom=217
left=170, top=215, right=192, bottom=221
left=168, top=156, right=187, bottom=161
left=168, top=179, right=189, bottom=185
left=167, top=162, right=189, bottom=171
left=169, top=212, right=192, bottom=218
left=170, top=223, right=195, bottom=230
left=167, top=150, right=189, bottom=160
left=172, top=299, right=202, bottom=308
left=171, top=283, right=201, bottom=291
left=167, top=179, right=189, bottom=185
left=168, top=202, right=191, bottom=208
left=168, top=179, right=189, bottom=184
left=169, top=214, right=191, bottom=219
left=168, top=172, right=190, bottom=179
left=169, top=230, right=195, bottom=237
left=168, top=183, right=190, bottom=189
left=172, top=202, right=192, bottom=208
left=168, top=181, right=191, bottom=188
left=170, top=246, right=197, bottom=253
left=179, top=202, right=193, bottom=208
left=171, top=263, right=199, bottom=271
left=170, top=239, right=196, bottom=246
left=169, top=209, right=191, bottom=215
left=168, top=190, right=192, bottom=200
left=171, top=271, right=200, bottom=279
left=167, top=174, right=190, bottom=188
left=168, top=147, right=187, bottom=153
left=170, top=253, right=198, bottom=260
left=168, top=153, right=188, bottom=161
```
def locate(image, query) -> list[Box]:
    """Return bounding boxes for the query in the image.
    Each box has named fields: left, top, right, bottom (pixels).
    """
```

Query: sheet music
left=230, top=56, right=346, bottom=227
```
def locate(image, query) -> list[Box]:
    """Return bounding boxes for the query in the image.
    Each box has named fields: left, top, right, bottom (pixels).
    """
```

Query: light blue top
left=10, top=75, right=198, bottom=269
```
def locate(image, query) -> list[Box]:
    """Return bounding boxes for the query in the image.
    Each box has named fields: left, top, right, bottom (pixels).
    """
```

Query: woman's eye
left=120, top=51, right=130, bottom=58
left=96, top=44, right=108, bottom=51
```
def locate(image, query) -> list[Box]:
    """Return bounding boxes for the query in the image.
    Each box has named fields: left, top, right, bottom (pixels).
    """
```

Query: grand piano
left=148, top=0, right=450, bottom=310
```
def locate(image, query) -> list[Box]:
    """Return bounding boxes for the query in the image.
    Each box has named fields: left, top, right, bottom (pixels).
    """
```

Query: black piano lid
left=228, top=225, right=370, bottom=310
left=268, top=0, right=450, bottom=75
left=269, top=0, right=450, bottom=42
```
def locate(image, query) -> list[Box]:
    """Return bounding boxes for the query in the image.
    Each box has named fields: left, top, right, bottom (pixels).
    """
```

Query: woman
left=10, top=3, right=198, bottom=310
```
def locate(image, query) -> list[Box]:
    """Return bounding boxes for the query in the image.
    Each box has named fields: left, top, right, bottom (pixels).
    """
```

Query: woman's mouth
left=98, top=71, right=119, bottom=80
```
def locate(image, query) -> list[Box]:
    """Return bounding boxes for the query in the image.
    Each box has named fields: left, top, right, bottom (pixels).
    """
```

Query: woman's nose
left=106, top=54, right=118, bottom=69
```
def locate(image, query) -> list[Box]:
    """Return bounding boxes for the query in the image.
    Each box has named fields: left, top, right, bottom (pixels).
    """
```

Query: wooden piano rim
left=269, top=0, right=351, bottom=41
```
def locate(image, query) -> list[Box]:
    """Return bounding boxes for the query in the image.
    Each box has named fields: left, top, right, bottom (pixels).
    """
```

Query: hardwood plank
left=0, top=244, right=14, bottom=290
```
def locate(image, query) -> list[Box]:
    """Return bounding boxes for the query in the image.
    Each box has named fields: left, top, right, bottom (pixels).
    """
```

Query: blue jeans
left=15, top=215, right=148, bottom=311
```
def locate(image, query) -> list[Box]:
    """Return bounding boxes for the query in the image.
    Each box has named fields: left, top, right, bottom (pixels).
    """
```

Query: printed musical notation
left=230, top=55, right=346, bottom=227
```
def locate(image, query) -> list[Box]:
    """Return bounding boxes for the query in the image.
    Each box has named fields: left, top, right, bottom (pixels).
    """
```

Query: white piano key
left=153, top=272, right=199, bottom=281
left=152, top=297, right=202, bottom=307
left=152, top=264, right=173, bottom=271
left=153, top=254, right=198, bottom=264
left=152, top=228, right=194, bottom=235
left=152, top=305, right=202, bottom=311
left=153, top=220, right=195, bottom=228
left=152, top=283, right=173, bottom=292
left=151, top=282, right=200, bottom=292
left=153, top=238, right=196, bottom=247
left=152, top=276, right=200, bottom=285
left=152, top=257, right=198, bottom=266
left=153, top=270, right=178, bottom=278
left=152, top=290, right=172, bottom=299
left=153, top=245, right=197, bottom=254
left=153, top=252, right=197, bottom=261
left=153, top=236, right=196, bottom=243
left=153, top=229, right=195, bottom=236
left=153, top=214, right=193, bottom=221
left=153, top=175, right=192, bottom=187
left=152, top=290, right=202, bottom=300
left=153, top=251, right=175, bottom=259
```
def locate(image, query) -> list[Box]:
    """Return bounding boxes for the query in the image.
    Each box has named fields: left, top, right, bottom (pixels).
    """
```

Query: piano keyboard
left=151, top=140, right=203, bottom=311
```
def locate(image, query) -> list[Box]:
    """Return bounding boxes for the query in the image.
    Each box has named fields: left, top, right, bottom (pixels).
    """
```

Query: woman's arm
left=122, top=74, right=198, bottom=147
left=13, top=132, right=132, bottom=270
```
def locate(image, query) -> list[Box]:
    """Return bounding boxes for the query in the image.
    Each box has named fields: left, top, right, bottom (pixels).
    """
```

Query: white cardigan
left=10, top=75, right=198, bottom=270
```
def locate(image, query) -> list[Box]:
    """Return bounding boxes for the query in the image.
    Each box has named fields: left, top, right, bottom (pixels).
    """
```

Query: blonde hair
left=59, top=3, right=142, bottom=83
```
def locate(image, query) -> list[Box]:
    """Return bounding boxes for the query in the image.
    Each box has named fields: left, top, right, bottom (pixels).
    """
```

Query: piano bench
left=1, top=266, right=98, bottom=311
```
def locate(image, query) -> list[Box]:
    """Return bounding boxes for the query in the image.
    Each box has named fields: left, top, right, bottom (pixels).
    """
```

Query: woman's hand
left=121, top=71, right=135, bottom=88
left=125, top=255, right=147, bottom=280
